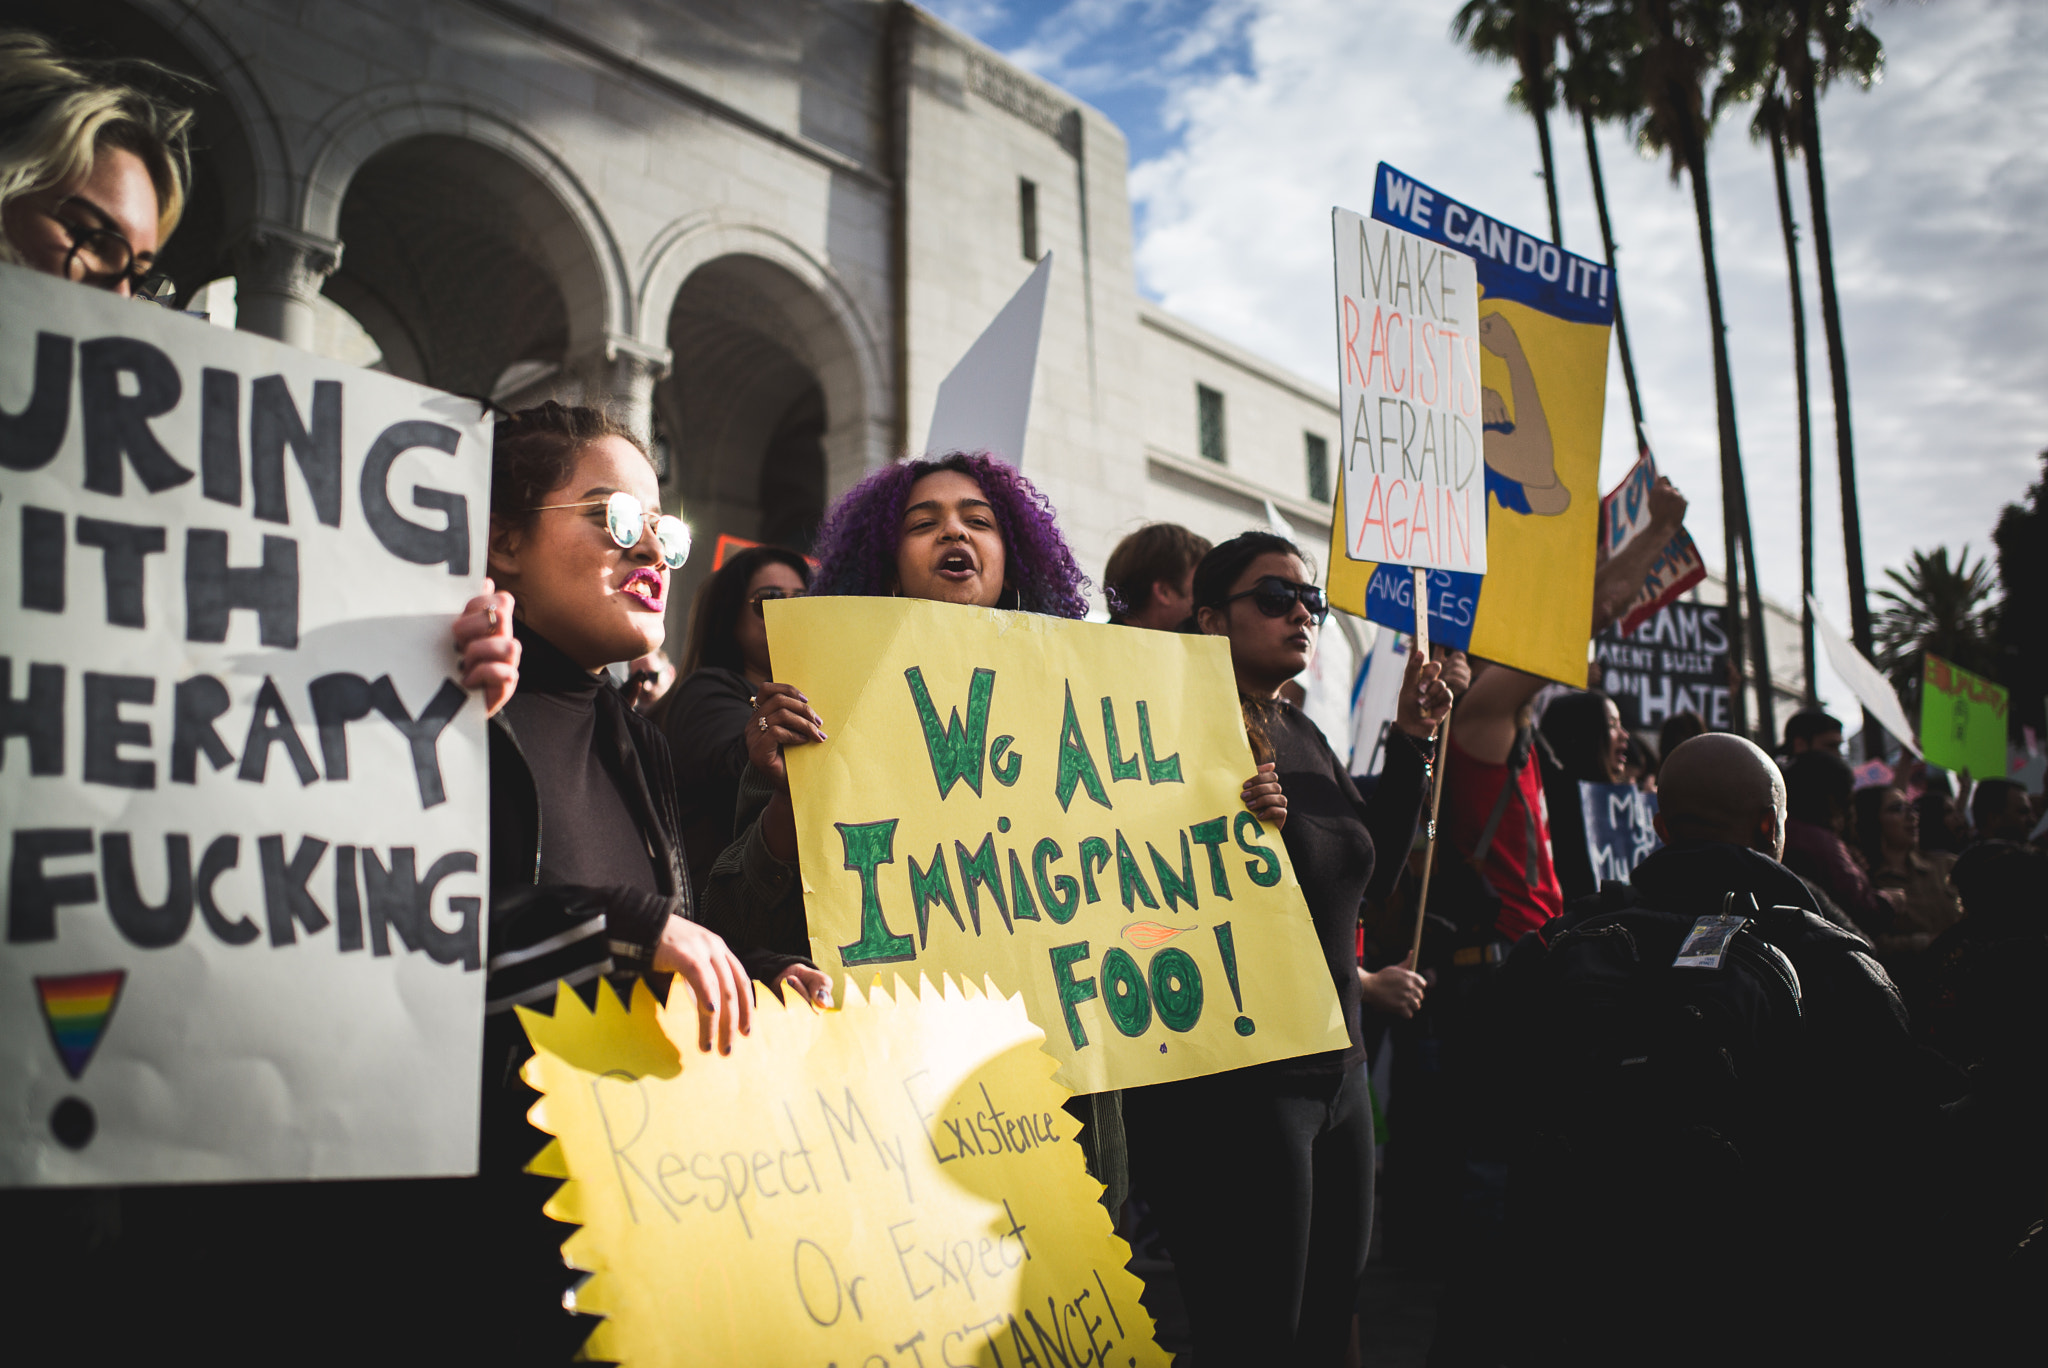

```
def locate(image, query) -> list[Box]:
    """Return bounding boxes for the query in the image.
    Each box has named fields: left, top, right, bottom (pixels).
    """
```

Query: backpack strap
left=1471, top=725, right=1536, bottom=863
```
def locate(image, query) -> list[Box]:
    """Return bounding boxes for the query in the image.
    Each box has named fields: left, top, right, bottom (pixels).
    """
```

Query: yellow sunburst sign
left=519, top=975, right=1167, bottom=1367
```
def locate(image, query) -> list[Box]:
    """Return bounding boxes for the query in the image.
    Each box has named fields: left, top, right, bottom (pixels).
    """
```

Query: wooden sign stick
left=1406, top=568, right=1445, bottom=971
left=1406, top=709, right=1452, bottom=971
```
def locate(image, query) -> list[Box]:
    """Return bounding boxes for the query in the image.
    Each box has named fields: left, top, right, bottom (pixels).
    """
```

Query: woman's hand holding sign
left=1394, top=648, right=1453, bottom=739
left=1242, top=763, right=1288, bottom=831
left=745, top=681, right=828, bottom=788
left=653, top=916, right=754, bottom=1054
left=748, top=681, right=827, bottom=861
left=453, top=578, right=520, bottom=717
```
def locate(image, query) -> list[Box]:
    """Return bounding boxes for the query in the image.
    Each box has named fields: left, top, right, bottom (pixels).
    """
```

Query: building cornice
left=461, top=0, right=890, bottom=191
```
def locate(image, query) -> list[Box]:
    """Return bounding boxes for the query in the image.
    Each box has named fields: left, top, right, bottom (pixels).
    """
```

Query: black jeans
left=1123, top=1062, right=1375, bottom=1368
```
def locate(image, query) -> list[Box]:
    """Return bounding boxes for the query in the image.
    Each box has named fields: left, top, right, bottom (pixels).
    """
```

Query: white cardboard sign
left=925, top=252, right=1053, bottom=466
left=1331, top=209, right=1485, bottom=574
left=0, top=263, right=491, bottom=1185
left=1809, top=595, right=1922, bottom=758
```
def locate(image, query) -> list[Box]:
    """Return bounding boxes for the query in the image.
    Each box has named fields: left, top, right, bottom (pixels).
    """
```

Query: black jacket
left=655, top=665, right=756, bottom=894
left=485, top=626, right=805, bottom=1017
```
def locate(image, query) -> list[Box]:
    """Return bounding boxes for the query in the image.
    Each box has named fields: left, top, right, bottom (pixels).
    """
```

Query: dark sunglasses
left=1222, top=576, right=1329, bottom=625
left=749, top=587, right=806, bottom=618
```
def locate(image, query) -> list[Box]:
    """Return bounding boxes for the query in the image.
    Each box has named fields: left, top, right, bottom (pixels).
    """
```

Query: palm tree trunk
left=1797, top=75, right=1877, bottom=755
left=1578, top=106, right=1647, bottom=446
left=1770, top=124, right=1818, bottom=704
left=1679, top=116, right=1772, bottom=738
left=1534, top=103, right=1564, bottom=246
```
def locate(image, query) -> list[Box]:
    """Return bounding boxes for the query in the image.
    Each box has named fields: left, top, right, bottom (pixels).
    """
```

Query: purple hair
left=809, top=452, right=1091, bottom=619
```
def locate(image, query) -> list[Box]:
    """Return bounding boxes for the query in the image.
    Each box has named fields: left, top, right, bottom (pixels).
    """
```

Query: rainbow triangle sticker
left=36, top=970, right=127, bottom=1081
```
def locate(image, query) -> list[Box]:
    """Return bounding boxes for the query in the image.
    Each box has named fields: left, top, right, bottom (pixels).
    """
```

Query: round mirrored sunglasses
left=530, top=490, right=692, bottom=570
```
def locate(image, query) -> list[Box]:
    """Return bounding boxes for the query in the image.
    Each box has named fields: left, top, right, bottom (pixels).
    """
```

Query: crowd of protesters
left=7, top=26, right=2046, bottom=1368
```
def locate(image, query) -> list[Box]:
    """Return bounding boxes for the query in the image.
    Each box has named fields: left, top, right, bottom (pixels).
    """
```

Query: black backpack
left=1500, top=887, right=1826, bottom=1363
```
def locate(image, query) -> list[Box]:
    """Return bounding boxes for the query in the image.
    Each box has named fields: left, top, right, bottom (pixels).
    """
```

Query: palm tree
left=1766, top=105, right=1819, bottom=705
left=1452, top=0, right=1572, bottom=245
left=1874, top=547, right=1996, bottom=717
left=1722, top=7, right=1818, bottom=703
left=1559, top=3, right=1650, bottom=447
left=1784, top=1, right=1884, bottom=749
left=1618, top=0, right=1773, bottom=738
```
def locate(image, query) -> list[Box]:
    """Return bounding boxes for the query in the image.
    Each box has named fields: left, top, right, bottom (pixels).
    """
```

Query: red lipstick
left=620, top=567, right=666, bottom=612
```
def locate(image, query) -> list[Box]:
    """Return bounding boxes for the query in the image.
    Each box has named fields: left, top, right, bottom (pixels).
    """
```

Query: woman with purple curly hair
left=696, top=452, right=1094, bottom=966
left=697, top=452, right=1284, bottom=1214
left=806, top=451, right=1091, bottom=616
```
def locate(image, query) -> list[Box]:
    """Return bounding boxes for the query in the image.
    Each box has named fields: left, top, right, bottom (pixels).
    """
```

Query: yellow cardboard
left=768, top=596, right=1348, bottom=1093
left=519, top=975, right=1168, bottom=1368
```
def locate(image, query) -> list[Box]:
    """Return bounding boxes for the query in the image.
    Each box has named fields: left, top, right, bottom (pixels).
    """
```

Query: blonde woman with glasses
left=0, top=30, right=194, bottom=300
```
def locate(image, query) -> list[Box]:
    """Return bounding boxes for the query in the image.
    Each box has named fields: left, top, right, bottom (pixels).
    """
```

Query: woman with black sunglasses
left=653, top=544, right=813, bottom=892
left=1123, top=530, right=1450, bottom=1366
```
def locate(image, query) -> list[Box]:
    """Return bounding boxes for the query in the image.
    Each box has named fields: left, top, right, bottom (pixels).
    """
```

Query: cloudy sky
left=925, top=0, right=2046, bottom=719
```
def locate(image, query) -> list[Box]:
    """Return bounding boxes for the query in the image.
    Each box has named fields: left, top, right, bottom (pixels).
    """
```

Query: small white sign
left=1331, top=209, right=1485, bottom=574
left=1809, top=596, right=1923, bottom=759
left=0, top=263, right=491, bottom=1185
left=926, top=252, right=1053, bottom=467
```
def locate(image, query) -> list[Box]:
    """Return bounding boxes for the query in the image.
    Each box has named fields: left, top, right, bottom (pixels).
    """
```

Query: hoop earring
left=998, top=585, right=1022, bottom=611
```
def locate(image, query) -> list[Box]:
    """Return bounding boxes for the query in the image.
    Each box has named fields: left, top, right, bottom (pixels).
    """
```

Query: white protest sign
left=926, top=252, right=1053, bottom=465
left=1331, top=208, right=1485, bottom=575
left=0, top=263, right=491, bottom=1185
left=1809, top=595, right=1922, bottom=758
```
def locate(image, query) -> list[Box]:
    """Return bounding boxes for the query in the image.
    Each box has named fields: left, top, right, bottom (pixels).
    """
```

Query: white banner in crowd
left=1347, top=625, right=1408, bottom=778
left=1809, top=596, right=1923, bottom=759
left=0, top=263, right=492, bottom=1186
left=1330, top=207, right=1485, bottom=575
left=925, top=251, right=1053, bottom=466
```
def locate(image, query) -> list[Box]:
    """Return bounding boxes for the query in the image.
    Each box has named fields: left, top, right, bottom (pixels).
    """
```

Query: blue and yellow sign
left=1327, top=164, right=1614, bottom=685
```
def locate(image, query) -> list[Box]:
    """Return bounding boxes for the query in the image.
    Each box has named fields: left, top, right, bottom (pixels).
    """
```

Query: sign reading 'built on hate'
left=0, top=263, right=491, bottom=1186
left=770, top=597, right=1347, bottom=1095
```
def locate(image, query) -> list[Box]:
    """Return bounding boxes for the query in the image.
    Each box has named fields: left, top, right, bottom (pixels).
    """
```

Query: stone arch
left=299, top=89, right=627, bottom=382
left=639, top=217, right=890, bottom=503
left=10, top=0, right=293, bottom=298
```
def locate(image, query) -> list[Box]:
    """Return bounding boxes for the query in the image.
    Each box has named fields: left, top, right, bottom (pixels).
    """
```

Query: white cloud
left=1114, top=0, right=2046, bottom=720
left=952, top=0, right=2046, bottom=723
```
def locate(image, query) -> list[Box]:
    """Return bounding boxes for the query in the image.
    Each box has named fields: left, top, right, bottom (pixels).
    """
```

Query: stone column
left=571, top=334, right=673, bottom=450
left=232, top=223, right=342, bottom=350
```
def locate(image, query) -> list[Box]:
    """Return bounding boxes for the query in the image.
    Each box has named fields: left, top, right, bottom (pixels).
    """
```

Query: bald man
left=1493, top=731, right=1957, bottom=1365
left=1654, top=731, right=1787, bottom=853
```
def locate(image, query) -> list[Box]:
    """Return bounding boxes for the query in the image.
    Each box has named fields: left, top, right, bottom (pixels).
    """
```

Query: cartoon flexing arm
left=1479, top=312, right=1570, bottom=516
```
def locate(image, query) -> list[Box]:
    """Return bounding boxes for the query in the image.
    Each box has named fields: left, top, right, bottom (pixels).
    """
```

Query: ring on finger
left=758, top=717, right=769, bottom=733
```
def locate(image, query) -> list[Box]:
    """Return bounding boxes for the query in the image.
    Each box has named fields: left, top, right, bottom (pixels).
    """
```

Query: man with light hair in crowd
left=1104, top=521, right=1211, bottom=630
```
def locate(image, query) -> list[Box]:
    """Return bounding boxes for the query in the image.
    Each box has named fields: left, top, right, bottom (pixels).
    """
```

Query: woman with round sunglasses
left=652, top=543, right=813, bottom=892
left=460, top=401, right=831, bottom=1357
left=1120, top=530, right=1450, bottom=1366
left=0, top=32, right=191, bottom=300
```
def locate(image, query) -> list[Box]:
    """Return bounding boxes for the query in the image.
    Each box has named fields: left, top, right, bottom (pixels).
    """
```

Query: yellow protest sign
left=1327, top=165, right=1613, bottom=686
left=520, top=975, right=1167, bottom=1368
left=768, top=596, right=1347, bottom=1093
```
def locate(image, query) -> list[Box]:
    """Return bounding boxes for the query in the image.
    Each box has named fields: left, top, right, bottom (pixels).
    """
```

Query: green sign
left=1920, top=655, right=2007, bottom=779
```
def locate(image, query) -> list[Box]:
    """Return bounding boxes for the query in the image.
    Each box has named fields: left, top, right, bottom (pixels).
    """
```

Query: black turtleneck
left=499, top=624, right=662, bottom=898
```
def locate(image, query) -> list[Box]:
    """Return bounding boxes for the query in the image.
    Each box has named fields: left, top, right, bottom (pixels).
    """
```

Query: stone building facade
left=31, top=0, right=1349, bottom=659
